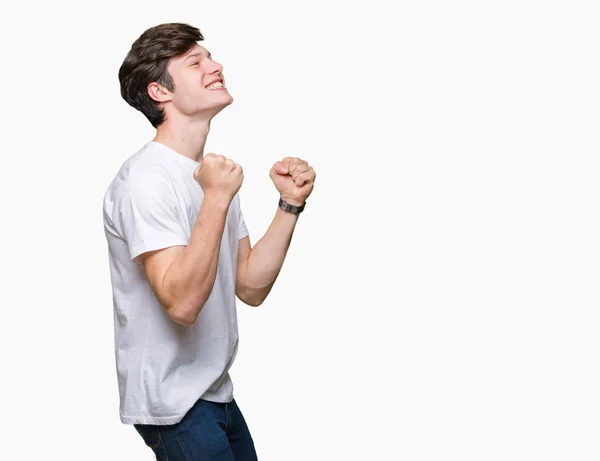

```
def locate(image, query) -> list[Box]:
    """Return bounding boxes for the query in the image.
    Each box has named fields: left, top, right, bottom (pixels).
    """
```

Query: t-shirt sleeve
left=237, top=195, right=249, bottom=240
left=119, top=171, right=189, bottom=263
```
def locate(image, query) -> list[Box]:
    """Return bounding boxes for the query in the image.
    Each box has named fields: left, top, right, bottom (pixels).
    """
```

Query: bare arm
left=236, top=156, right=316, bottom=306
left=141, top=194, right=230, bottom=325
left=140, top=154, right=243, bottom=326
left=236, top=206, right=299, bottom=306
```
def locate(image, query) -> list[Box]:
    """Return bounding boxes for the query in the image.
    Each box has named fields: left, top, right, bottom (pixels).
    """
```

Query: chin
left=205, top=100, right=232, bottom=118
left=217, top=95, right=234, bottom=110
left=188, top=94, right=234, bottom=118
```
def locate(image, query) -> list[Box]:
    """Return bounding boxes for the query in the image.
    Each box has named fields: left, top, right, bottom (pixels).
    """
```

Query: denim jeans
left=134, top=398, right=258, bottom=461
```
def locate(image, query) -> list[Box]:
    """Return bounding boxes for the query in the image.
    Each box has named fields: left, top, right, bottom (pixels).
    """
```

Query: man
left=102, top=22, right=315, bottom=460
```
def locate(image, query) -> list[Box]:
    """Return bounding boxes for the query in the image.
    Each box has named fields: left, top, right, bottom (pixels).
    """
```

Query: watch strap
left=279, top=198, right=305, bottom=214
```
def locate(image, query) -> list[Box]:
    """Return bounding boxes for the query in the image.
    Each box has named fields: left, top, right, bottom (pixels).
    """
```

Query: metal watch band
left=279, top=198, right=305, bottom=214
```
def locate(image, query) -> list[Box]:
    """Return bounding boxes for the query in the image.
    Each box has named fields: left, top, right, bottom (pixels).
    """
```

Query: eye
left=190, top=62, right=199, bottom=66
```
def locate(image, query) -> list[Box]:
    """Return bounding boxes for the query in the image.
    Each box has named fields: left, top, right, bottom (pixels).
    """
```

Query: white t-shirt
left=102, top=141, right=249, bottom=425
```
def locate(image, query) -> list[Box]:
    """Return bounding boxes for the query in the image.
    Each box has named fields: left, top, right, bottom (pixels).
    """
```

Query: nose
left=204, top=58, right=223, bottom=75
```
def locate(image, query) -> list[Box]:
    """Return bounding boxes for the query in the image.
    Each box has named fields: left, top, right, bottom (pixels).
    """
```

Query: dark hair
left=118, top=23, right=204, bottom=127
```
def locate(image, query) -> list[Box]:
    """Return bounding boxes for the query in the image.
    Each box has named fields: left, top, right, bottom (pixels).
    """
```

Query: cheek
left=174, top=79, right=204, bottom=103
left=175, top=71, right=202, bottom=92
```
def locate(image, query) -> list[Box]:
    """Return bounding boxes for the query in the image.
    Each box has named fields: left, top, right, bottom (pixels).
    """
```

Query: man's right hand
left=194, top=154, right=243, bottom=201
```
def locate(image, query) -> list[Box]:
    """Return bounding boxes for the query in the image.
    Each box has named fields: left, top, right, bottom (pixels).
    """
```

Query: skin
left=138, top=43, right=316, bottom=325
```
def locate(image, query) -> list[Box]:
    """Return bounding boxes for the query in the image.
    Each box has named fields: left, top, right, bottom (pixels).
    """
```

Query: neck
left=153, top=113, right=212, bottom=162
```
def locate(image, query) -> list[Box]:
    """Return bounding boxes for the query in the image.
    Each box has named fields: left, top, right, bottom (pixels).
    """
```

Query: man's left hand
left=269, top=157, right=316, bottom=207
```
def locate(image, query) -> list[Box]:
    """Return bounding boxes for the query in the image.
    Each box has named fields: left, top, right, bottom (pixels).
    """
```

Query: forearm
left=240, top=206, right=299, bottom=302
left=163, top=194, right=230, bottom=323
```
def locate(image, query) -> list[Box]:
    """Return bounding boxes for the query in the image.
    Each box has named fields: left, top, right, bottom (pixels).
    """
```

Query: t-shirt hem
left=120, top=414, right=188, bottom=426
left=119, top=393, right=234, bottom=426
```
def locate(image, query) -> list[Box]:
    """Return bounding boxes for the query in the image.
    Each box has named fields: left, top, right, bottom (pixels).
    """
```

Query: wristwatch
left=279, top=198, right=305, bottom=214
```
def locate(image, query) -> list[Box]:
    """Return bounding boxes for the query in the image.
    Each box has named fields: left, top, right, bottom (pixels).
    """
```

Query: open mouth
left=206, top=81, right=225, bottom=90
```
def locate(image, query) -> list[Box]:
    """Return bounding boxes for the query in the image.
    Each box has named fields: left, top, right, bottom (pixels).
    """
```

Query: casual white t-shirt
left=102, top=141, right=249, bottom=425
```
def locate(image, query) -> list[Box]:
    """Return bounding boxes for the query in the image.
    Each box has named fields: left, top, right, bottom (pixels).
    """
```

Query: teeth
left=207, top=81, right=223, bottom=90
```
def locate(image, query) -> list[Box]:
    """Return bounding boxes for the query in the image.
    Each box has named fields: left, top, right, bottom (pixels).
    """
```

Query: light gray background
left=1, top=1, right=598, bottom=460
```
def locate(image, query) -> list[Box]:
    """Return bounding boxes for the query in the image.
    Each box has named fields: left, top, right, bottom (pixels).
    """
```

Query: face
left=155, top=44, right=233, bottom=119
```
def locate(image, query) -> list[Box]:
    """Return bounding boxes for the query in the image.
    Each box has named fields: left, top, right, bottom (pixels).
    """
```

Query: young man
left=102, top=22, right=315, bottom=460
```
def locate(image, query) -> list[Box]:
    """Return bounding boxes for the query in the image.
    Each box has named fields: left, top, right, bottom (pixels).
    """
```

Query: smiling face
left=151, top=43, right=233, bottom=120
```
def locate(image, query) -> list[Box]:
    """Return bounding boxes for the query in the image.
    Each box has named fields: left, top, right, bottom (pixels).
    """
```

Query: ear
left=147, top=82, right=172, bottom=103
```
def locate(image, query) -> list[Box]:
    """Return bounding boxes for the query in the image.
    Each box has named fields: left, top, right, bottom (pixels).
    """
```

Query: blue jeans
left=134, top=398, right=258, bottom=461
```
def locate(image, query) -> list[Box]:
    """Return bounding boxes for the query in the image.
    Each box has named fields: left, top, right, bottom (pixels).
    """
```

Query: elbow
left=236, top=287, right=266, bottom=307
left=244, top=297, right=264, bottom=307
left=171, top=313, right=197, bottom=326
left=166, top=301, right=203, bottom=326
left=168, top=308, right=197, bottom=326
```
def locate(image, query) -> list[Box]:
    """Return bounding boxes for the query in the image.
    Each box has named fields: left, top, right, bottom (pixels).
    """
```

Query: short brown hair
left=118, top=23, right=204, bottom=127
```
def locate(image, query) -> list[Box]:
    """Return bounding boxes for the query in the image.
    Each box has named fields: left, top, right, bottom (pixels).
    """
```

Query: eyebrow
left=185, top=51, right=212, bottom=61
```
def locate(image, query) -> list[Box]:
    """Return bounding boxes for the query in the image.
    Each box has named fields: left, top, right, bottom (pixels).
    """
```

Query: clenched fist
left=194, top=153, right=243, bottom=201
left=270, top=157, right=316, bottom=206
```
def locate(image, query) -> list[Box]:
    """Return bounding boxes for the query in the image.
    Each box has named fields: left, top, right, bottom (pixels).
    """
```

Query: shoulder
left=124, top=144, right=180, bottom=195
left=103, top=149, right=177, bottom=214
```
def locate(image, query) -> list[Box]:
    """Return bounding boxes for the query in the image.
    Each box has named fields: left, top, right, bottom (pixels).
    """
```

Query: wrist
left=280, top=195, right=304, bottom=207
left=278, top=197, right=305, bottom=215
left=203, top=191, right=233, bottom=210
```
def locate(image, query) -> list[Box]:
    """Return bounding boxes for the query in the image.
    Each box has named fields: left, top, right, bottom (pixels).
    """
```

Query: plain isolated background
left=1, top=0, right=598, bottom=459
